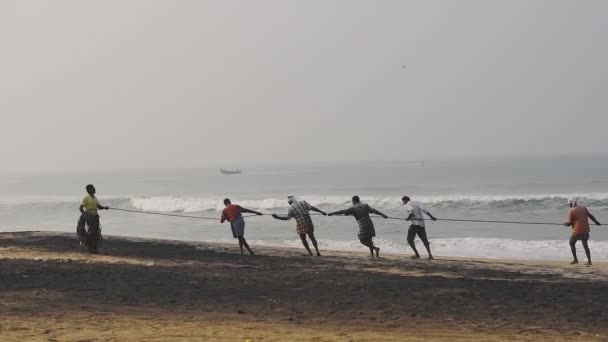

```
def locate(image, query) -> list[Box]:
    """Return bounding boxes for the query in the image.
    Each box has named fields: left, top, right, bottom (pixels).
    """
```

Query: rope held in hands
left=109, top=207, right=260, bottom=220
left=385, top=216, right=567, bottom=226
left=108, top=207, right=576, bottom=226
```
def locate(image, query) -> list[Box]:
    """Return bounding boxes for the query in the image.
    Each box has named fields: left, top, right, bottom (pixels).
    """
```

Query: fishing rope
left=385, top=216, right=566, bottom=226
left=109, top=207, right=260, bottom=220
left=110, top=207, right=574, bottom=226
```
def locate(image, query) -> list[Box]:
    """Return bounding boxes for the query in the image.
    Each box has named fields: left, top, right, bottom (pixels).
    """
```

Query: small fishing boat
left=220, top=168, right=243, bottom=175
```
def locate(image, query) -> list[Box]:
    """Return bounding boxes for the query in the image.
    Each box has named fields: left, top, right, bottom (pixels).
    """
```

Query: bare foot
left=375, top=247, right=380, bottom=258
left=428, top=255, right=434, bottom=260
left=569, top=260, right=578, bottom=264
left=586, top=261, right=592, bottom=266
left=411, top=255, right=420, bottom=260
left=316, top=252, right=322, bottom=257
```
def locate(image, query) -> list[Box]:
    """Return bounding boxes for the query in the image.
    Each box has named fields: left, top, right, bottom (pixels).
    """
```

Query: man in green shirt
left=78, top=184, right=109, bottom=254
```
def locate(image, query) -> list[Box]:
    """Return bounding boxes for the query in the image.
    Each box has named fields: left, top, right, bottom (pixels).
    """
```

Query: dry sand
left=1, top=231, right=608, bottom=341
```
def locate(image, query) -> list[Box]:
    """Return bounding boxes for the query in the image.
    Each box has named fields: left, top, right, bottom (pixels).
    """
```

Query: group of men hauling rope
left=220, top=195, right=436, bottom=259
left=78, top=184, right=602, bottom=265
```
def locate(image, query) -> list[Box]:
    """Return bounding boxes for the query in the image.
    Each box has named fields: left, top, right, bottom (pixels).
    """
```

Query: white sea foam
left=126, top=193, right=608, bottom=213
left=235, top=237, right=608, bottom=261
left=3, top=192, right=608, bottom=212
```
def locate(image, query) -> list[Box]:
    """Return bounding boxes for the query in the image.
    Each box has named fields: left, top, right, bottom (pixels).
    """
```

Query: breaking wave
left=2, top=193, right=608, bottom=213
left=126, top=193, right=608, bottom=213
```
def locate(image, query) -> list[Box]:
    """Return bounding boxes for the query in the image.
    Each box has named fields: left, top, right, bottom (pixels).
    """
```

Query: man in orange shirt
left=220, top=198, right=263, bottom=255
left=564, top=197, right=601, bottom=265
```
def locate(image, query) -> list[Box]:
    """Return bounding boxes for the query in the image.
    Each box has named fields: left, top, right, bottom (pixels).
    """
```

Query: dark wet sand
left=1, top=231, right=607, bottom=341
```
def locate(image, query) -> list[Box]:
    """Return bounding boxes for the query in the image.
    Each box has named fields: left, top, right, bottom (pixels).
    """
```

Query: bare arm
left=97, top=203, right=109, bottom=210
left=310, top=206, right=327, bottom=216
left=421, top=207, right=437, bottom=220
left=589, top=213, right=601, bottom=226
left=241, top=207, right=263, bottom=216
left=272, top=214, right=290, bottom=220
left=79, top=205, right=85, bottom=214
left=369, top=207, right=388, bottom=219
left=328, top=209, right=350, bottom=216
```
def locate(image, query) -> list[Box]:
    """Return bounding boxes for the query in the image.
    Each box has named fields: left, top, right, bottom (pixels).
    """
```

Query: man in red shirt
left=220, top=198, right=263, bottom=255
left=564, top=197, right=601, bottom=265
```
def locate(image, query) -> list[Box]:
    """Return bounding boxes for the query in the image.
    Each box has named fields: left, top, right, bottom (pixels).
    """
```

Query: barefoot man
left=328, top=196, right=388, bottom=257
left=564, top=197, right=601, bottom=265
left=220, top=198, right=263, bottom=255
left=272, top=196, right=327, bottom=256
left=402, top=196, right=437, bottom=260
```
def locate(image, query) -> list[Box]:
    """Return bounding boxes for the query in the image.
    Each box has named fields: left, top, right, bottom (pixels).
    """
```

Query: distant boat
left=220, top=168, right=243, bottom=175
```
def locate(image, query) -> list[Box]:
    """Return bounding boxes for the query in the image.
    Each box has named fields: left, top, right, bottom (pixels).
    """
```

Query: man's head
left=288, top=196, right=296, bottom=205
left=224, top=198, right=231, bottom=207
left=86, top=184, right=96, bottom=195
left=402, top=196, right=411, bottom=205
left=568, top=197, right=578, bottom=208
left=352, top=195, right=360, bottom=205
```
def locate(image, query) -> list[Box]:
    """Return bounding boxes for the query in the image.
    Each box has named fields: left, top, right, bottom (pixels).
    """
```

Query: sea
left=2, top=155, right=608, bottom=261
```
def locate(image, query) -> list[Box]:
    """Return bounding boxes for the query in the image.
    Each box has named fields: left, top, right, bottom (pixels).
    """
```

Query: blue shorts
left=230, top=216, right=245, bottom=238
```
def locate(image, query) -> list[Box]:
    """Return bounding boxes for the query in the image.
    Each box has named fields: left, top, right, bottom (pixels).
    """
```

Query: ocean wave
left=2, top=193, right=608, bottom=213
left=126, top=193, right=608, bottom=213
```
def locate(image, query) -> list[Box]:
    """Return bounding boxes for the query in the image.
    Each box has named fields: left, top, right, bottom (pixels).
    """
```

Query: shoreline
left=1, top=231, right=608, bottom=341
left=5, top=228, right=607, bottom=263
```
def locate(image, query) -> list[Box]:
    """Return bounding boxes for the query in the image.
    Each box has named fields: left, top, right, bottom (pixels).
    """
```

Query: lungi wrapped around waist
left=295, top=216, right=314, bottom=235
left=357, top=216, right=375, bottom=240
left=79, top=212, right=100, bottom=232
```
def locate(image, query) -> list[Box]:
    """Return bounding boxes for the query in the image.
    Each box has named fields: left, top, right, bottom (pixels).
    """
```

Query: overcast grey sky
left=1, top=0, right=607, bottom=172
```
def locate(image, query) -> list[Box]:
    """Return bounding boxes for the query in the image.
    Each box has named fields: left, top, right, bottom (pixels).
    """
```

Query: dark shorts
left=570, top=234, right=589, bottom=243
left=407, top=225, right=429, bottom=244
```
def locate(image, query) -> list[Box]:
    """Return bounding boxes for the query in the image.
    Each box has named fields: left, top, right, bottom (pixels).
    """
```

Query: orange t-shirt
left=567, top=206, right=590, bottom=236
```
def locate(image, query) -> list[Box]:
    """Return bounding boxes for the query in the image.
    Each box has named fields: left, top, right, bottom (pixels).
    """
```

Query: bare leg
left=239, top=236, right=254, bottom=255
left=424, top=243, right=434, bottom=260
left=308, top=232, right=321, bottom=256
left=569, top=238, right=578, bottom=264
left=360, top=238, right=378, bottom=257
left=582, top=239, right=592, bottom=265
left=419, top=230, right=433, bottom=260
left=299, top=234, right=313, bottom=256
left=238, top=239, right=244, bottom=255
left=408, top=239, right=420, bottom=259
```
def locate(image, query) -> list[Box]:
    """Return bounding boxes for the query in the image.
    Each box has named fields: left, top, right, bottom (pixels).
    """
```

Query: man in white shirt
left=402, top=196, right=437, bottom=260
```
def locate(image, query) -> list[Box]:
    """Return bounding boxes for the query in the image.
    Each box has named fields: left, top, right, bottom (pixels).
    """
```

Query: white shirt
left=405, top=201, right=430, bottom=227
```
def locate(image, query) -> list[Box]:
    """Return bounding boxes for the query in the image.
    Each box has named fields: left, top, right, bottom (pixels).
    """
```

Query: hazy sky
left=1, top=0, right=607, bottom=172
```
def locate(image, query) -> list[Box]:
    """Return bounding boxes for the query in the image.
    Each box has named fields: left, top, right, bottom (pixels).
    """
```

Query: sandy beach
left=1, top=231, right=608, bottom=341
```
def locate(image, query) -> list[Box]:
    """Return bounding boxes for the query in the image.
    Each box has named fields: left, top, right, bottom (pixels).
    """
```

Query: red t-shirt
left=221, top=204, right=244, bottom=223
